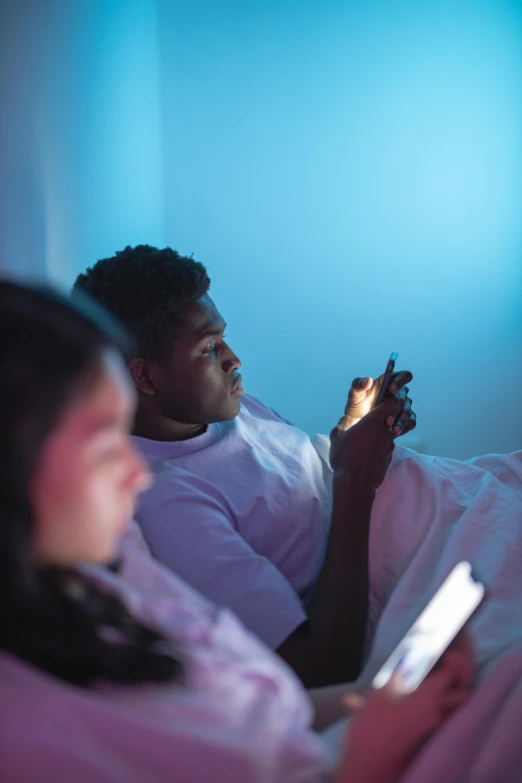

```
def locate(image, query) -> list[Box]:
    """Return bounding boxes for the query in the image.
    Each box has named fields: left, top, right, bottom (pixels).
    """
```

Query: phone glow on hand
left=372, top=561, right=484, bottom=694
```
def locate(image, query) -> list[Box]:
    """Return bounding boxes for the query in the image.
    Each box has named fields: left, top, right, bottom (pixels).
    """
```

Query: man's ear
left=129, top=357, right=157, bottom=396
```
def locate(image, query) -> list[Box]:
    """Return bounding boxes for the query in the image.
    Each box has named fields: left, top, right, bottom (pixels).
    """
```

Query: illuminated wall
left=0, top=0, right=165, bottom=280
left=0, top=0, right=521, bottom=457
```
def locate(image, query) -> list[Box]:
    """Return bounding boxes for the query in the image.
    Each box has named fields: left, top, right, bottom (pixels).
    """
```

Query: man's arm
left=276, top=396, right=402, bottom=687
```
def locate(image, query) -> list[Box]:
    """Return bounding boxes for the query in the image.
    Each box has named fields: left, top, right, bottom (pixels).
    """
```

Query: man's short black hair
left=73, top=244, right=211, bottom=358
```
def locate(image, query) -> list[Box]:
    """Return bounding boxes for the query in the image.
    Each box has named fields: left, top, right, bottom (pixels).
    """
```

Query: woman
left=0, top=280, right=473, bottom=782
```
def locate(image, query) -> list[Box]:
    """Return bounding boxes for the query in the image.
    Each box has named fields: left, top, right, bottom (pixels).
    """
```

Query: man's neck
left=133, top=412, right=207, bottom=442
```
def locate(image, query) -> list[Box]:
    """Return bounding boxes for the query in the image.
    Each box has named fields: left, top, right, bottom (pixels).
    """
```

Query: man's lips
left=231, top=374, right=244, bottom=394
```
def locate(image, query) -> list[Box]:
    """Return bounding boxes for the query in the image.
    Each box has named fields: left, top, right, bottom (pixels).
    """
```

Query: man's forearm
left=277, top=476, right=374, bottom=687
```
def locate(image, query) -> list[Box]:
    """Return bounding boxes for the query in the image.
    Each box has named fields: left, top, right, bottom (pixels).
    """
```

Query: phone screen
left=372, top=561, right=484, bottom=694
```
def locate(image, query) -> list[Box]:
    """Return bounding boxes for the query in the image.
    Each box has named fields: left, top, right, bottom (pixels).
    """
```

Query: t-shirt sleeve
left=135, top=474, right=307, bottom=650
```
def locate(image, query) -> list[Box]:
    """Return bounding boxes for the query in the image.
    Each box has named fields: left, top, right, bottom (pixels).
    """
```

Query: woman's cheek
left=91, top=464, right=133, bottom=519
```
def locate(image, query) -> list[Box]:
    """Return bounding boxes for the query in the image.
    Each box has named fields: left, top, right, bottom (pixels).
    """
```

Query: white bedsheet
left=313, top=438, right=522, bottom=778
left=360, top=447, right=522, bottom=680
left=401, top=642, right=522, bottom=783
left=310, top=437, right=522, bottom=677
left=342, top=445, right=522, bottom=782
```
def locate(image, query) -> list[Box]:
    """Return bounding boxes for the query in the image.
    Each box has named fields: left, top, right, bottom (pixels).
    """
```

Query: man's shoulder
left=138, top=462, right=231, bottom=511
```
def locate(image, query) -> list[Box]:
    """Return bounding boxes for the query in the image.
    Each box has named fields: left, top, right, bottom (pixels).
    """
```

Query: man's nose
left=222, top=343, right=241, bottom=374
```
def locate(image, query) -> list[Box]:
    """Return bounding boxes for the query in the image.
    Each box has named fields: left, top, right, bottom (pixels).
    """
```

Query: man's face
left=149, top=295, right=244, bottom=424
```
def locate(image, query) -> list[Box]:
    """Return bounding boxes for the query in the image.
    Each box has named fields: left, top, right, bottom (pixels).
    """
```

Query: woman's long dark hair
left=0, top=280, right=181, bottom=686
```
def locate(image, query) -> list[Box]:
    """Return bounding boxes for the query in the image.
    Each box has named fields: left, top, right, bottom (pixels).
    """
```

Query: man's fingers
left=395, top=386, right=409, bottom=403
left=377, top=394, right=404, bottom=425
left=388, top=370, right=413, bottom=395
left=393, top=413, right=416, bottom=437
left=393, top=397, right=415, bottom=436
left=405, top=411, right=417, bottom=433
left=383, top=386, right=417, bottom=437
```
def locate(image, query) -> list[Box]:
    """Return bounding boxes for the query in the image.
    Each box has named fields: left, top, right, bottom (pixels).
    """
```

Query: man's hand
left=330, top=396, right=402, bottom=492
left=341, top=370, right=416, bottom=437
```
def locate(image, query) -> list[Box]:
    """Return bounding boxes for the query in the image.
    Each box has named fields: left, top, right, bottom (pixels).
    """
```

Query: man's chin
left=216, top=399, right=242, bottom=423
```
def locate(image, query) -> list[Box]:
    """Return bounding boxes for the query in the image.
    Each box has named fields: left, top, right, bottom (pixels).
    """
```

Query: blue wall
left=0, top=0, right=165, bottom=279
left=1, top=0, right=521, bottom=458
left=160, top=0, right=522, bottom=458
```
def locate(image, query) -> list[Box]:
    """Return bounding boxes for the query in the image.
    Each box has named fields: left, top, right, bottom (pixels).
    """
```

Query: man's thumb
left=349, top=376, right=373, bottom=401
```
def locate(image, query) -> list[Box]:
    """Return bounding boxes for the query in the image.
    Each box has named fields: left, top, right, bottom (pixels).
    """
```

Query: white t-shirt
left=132, top=394, right=332, bottom=649
left=0, top=555, right=334, bottom=783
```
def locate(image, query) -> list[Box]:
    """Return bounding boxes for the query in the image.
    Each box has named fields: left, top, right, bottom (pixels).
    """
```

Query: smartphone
left=372, top=561, right=484, bottom=694
left=373, top=352, right=398, bottom=408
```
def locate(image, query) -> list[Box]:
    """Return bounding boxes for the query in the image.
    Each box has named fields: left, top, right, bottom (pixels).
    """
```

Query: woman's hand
left=337, top=634, right=475, bottom=783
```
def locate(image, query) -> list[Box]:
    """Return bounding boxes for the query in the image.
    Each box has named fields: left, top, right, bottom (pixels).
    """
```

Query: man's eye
left=202, top=334, right=226, bottom=355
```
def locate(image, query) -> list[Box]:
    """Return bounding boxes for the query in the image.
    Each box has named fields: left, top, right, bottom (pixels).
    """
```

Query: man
left=73, top=245, right=414, bottom=687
